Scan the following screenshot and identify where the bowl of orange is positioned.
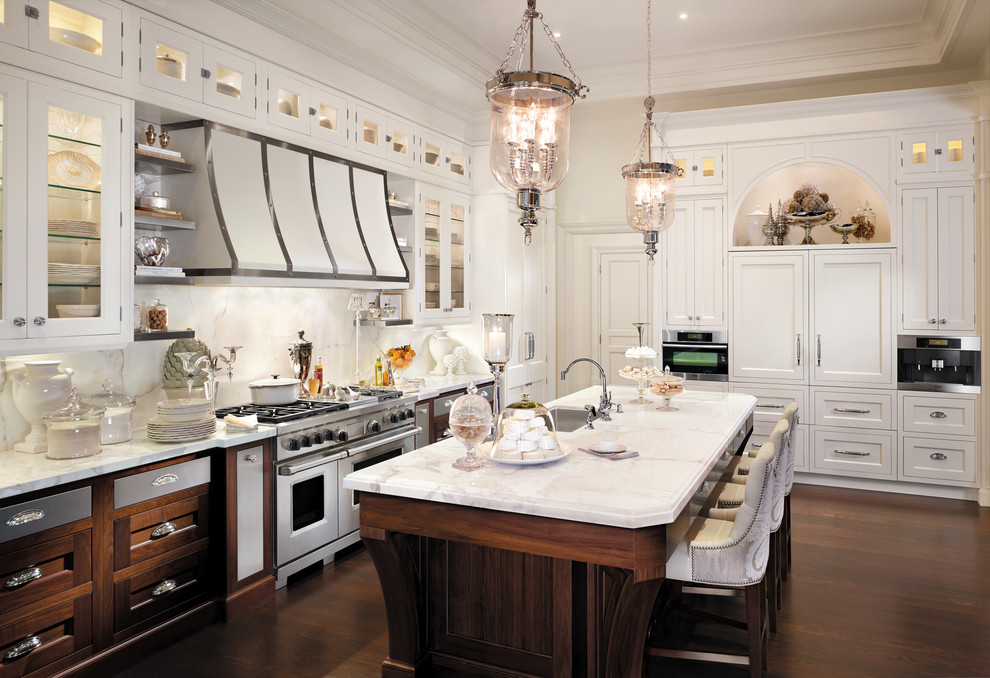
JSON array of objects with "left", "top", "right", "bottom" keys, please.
[{"left": 386, "top": 345, "right": 416, "bottom": 384}]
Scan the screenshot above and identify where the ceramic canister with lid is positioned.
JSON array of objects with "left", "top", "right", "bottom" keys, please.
[
  {"left": 43, "top": 388, "right": 104, "bottom": 459},
  {"left": 86, "top": 379, "right": 135, "bottom": 444}
]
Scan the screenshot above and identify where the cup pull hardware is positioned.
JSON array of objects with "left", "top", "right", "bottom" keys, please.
[
  {"left": 151, "top": 579, "right": 178, "bottom": 597},
  {"left": 929, "top": 411, "right": 947, "bottom": 419},
  {"left": 151, "top": 473, "right": 178, "bottom": 487},
  {"left": 929, "top": 452, "right": 948, "bottom": 461},
  {"left": 834, "top": 449, "right": 871, "bottom": 457},
  {"left": 4, "top": 567, "right": 43, "bottom": 589},
  {"left": 150, "top": 521, "right": 177, "bottom": 539},
  {"left": 4, "top": 635, "right": 42, "bottom": 661},
  {"left": 833, "top": 408, "right": 871, "bottom": 414},
  {"left": 6, "top": 508, "right": 45, "bottom": 526}
]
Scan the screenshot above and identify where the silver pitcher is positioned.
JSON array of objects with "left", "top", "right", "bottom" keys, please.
[{"left": 288, "top": 330, "right": 313, "bottom": 396}]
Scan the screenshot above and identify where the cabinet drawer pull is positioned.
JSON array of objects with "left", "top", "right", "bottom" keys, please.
[
  {"left": 833, "top": 408, "right": 871, "bottom": 414},
  {"left": 4, "top": 567, "right": 43, "bottom": 589},
  {"left": 6, "top": 509, "right": 44, "bottom": 526},
  {"left": 151, "top": 579, "right": 178, "bottom": 597},
  {"left": 816, "top": 334, "right": 822, "bottom": 366},
  {"left": 151, "top": 473, "right": 178, "bottom": 487},
  {"left": 4, "top": 636, "right": 42, "bottom": 661},
  {"left": 834, "top": 449, "right": 871, "bottom": 457},
  {"left": 441, "top": 428, "right": 452, "bottom": 439},
  {"left": 758, "top": 403, "right": 785, "bottom": 409},
  {"left": 929, "top": 411, "right": 947, "bottom": 419},
  {"left": 150, "top": 521, "right": 177, "bottom": 539},
  {"left": 929, "top": 452, "right": 948, "bottom": 461},
  {"left": 444, "top": 400, "right": 454, "bottom": 407}
]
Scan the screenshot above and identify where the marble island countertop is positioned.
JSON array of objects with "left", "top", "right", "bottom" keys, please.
[{"left": 344, "top": 386, "right": 757, "bottom": 529}]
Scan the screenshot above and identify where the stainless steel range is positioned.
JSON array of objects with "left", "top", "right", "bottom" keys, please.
[{"left": 217, "top": 389, "right": 420, "bottom": 589}]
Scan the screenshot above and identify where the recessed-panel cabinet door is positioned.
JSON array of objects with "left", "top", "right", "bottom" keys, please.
[
  {"left": 311, "top": 87, "right": 349, "bottom": 147},
  {"left": 692, "top": 199, "right": 724, "bottom": 327},
  {"left": 355, "top": 105, "right": 386, "bottom": 158},
  {"left": 139, "top": 18, "right": 204, "bottom": 100},
  {"left": 663, "top": 203, "right": 692, "bottom": 326},
  {"left": 202, "top": 43, "right": 257, "bottom": 118},
  {"left": 935, "top": 186, "right": 974, "bottom": 332},
  {"left": 30, "top": 0, "right": 122, "bottom": 77},
  {"left": 899, "top": 188, "right": 938, "bottom": 331},
  {"left": 0, "top": 73, "right": 29, "bottom": 340},
  {"left": 385, "top": 117, "right": 414, "bottom": 167}
]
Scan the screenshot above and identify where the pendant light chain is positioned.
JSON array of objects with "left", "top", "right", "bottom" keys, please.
[
  {"left": 495, "top": 2, "right": 587, "bottom": 95},
  {"left": 647, "top": 0, "right": 652, "bottom": 101}
]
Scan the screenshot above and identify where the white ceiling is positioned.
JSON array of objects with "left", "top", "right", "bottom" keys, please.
[{"left": 248, "top": 0, "right": 989, "bottom": 117}]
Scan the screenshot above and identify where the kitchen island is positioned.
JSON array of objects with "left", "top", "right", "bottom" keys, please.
[{"left": 344, "top": 386, "right": 756, "bottom": 677}]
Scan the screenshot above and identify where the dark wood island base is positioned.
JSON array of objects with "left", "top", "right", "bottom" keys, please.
[{"left": 360, "top": 492, "right": 668, "bottom": 678}]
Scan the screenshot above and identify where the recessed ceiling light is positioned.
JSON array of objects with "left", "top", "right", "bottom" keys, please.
[
  {"left": 679, "top": 12, "right": 688, "bottom": 19},
  {"left": 553, "top": 31, "right": 561, "bottom": 38}
]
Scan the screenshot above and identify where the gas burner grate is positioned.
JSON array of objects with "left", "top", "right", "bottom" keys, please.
[
  {"left": 351, "top": 388, "right": 404, "bottom": 401},
  {"left": 215, "top": 401, "right": 347, "bottom": 424}
]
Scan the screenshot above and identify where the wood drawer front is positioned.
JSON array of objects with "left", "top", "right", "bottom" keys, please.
[
  {"left": 729, "top": 384, "right": 807, "bottom": 425},
  {"left": 114, "top": 493, "right": 210, "bottom": 572},
  {"left": 113, "top": 549, "right": 210, "bottom": 634},
  {"left": 812, "top": 390, "right": 894, "bottom": 430},
  {"left": 901, "top": 395, "right": 976, "bottom": 436},
  {"left": 114, "top": 457, "right": 211, "bottom": 510},
  {"left": 0, "top": 531, "right": 92, "bottom": 615},
  {"left": 0, "top": 595, "right": 92, "bottom": 678},
  {"left": 812, "top": 428, "right": 895, "bottom": 478},
  {"left": 901, "top": 436, "right": 977, "bottom": 485},
  {"left": 0, "top": 488, "right": 91, "bottom": 545}
]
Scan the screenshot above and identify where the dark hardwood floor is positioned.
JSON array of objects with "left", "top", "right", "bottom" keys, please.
[{"left": 112, "top": 485, "right": 990, "bottom": 678}]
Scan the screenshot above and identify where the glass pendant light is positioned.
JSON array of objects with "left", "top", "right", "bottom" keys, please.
[
  {"left": 621, "top": 0, "right": 679, "bottom": 263},
  {"left": 486, "top": 0, "right": 588, "bottom": 245}
]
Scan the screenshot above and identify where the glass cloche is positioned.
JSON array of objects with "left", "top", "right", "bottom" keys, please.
[
  {"left": 490, "top": 393, "right": 563, "bottom": 461},
  {"left": 449, "top": 382, "right": 494, "bottom": 471}
]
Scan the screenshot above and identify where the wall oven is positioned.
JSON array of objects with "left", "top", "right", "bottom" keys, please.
[{"left": 661, "top": 330, "right": 729, "bottom": 381}]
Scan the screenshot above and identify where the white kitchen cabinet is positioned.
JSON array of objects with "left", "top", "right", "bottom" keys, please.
[
  {"left": 731, "top": 249, "right": 894, "bottom": 387},
  {"left": 354, "top": 105, "right": 417, "bottom": 168},
  {"left": 812, "top": 427, "right": 895, "bottom": 479},
  {"left": 138, "top": 16, "right": 258, "bottom": 119},
  {"left": 265, "top": 67, "right": 313, "bottom": 136},
  {"left": 898, "top": 128, "right": 974, "bottom": 176},
  {"left": 671, "top": 146, "right": 724, "bottom": 190},
  {"left": 812, "top": 388, "right": 895, "bottom": 430},
  {"left": 729, "top": 252, "right": 806, "bottom": 383},
  {"left": 899, "top": 186, "right": 975, "bottom": 333},
  {"left": 683, "top": 380, "right": 728, "bottom": 393},
  {"left": 0, "top": 0, "right": 123, "bottom": 78},
  {"left": 385, "top": 117, "right": 416, "bottom": 167},
  {"left": 748, "top": 418, "right": 809, "bottom": 473},
  {"left": 899, "top": 393, "right": 976, "bottom": 437},
  {"left": 0, "top": 68, "right": 130, "bottom": 353},
  {"left": 310, "top": 86, "right": 351, "bottom": 148},
  {"left": 900, "top": 435, "right": 976, "bottom": 486},
  {"left": 810, "top": 250, "right": 894, "bottom": 386},
  {"left": 663, "top": 198, "right": 724, "bottom": 329},
  {"left": 420, "top": 131, "right": 470, "bottom": 185}
]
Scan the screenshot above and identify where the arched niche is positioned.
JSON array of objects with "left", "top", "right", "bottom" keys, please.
[{"left": 733, "top": 161, "right": 890, "bottom": 247}]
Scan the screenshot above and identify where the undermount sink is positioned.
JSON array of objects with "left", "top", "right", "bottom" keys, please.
[{"left": 548, "top": 405, "right": 597, "bottom": 433}]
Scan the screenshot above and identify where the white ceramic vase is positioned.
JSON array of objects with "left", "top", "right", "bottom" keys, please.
[
  {"left": 12, "top": 360, "right": 74, "bottom": 453},
  {"left": 429, "top": 330, "right": 452, "bottom": 376}
]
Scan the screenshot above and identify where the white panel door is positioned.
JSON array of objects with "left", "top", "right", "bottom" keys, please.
[
  {"left": 935, "top": 186, "right": 975, "bottom": 332},
  {"left": 599, "top": 250, "right": 651, "bottom": 377},
  {"left": 730, "top": 252, "right": 806, "bottom": 383},
  {"left": 693, "top": 199, "right": 724, "bottom": 327},
  {"left": 663, "top": 203, "right": 692, "bottom": 326},
  {"left": 811, "top": 251, "right": 893, "bottom": 386},
  {"left": 899, "top": 188, "right": 938, "bottom": 331}
]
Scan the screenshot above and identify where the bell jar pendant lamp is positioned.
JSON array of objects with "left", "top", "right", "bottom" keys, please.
[
  {"left": 486, "top": 0, "right": 588, "bottom": 245},
  {"left": 621, "top": 0, "right": 679, "bottom": 263}
]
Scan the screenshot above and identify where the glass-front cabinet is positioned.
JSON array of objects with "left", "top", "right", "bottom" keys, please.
[
  {"left": 0, "top": 0, "right": 123, "bottom": 78},
  {"left": 898, "top": 128, "right": 974, "bottom": 176},
  {"left": 0, "top": 67, "right": 129, "bottom": 352},
  {"left": 417, "top": 188, "right": 470, "bottom": 324}
]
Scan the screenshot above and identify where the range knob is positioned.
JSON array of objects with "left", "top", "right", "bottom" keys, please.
[
  {"left": 397, "top": 410, "right": 407, "bottom": 421},
  {"left": 404, "top": 408, "right": 415, "bottom": 420},
  {"left": 323, "top": 429, "right": 335, "bottom": 442},
  {"left": 389, "top": 413, "right": 399, "bottom": 424},
  {"left": 300, "top": 435, "right": 312, "bottom": 448},
  {"left": 312, "top": 432, "right": 323, "bottom": 445},
  {"left": 368, "top": 420, "right": 381, "bottom": 434},
  {"left": 286, "top": 438, "right": 301, "bottom": 452},
  {"left": 336, "top": 430, "right": 349, "bottom": 443}
]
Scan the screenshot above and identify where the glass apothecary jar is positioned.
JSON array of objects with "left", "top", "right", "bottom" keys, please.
[
  {"left": 43, "top": 388, "right": 104, "bottom": 459},
  {"left": 449, "top": 383, "right": 494, "bottom": 471},
  {"left": 491, "top": 393, "right": 562, "bottom": 461},
  {"left": 86, "top": 379, "right": 135, "bottom": 444},
  {"left": 147, "top": 298, "right": 168, "bottom": 331}
]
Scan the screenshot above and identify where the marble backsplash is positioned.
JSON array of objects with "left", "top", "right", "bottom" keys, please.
[{"left": 0, "top": 285, "right": 488, "bottom": 452}]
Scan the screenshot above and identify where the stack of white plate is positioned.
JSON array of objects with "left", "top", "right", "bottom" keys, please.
[
  {"left": 49, "top": 219, "right": 100, "bottom": 238},
  {"left": 148, "top": 398, "right": 216, "bottom": 442},
  {"left": 48, "top": 262, "right": 101, "bottom": 285}
]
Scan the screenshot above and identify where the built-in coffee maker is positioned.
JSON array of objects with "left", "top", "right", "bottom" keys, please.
[{"left": 896, "top": 336, "right": 981, "bottom": 393}]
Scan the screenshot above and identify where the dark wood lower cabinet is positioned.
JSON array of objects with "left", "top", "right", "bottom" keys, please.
[{"left": 0, "top": 595, "right": 93, "bottom": 678}]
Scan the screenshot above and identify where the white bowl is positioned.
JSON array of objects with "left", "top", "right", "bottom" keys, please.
[
  {"left": 49, "top": 26, "right": 101, "bottom": 53},
  {"left": 56, "top": 304, "right": 100, "bottom": 318}
]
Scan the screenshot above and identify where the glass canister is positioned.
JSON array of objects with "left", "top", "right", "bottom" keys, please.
[
  {"left": 86, "top": 379, "right": 135, "bottom": 444},
  {"left": 43, "top": 388, "right": 104, "bottom": 459},
  {"left": 449, "top": 382, "right": 494, "bottom": 471},
  {"left": 491, "top": 393, "right": 562, "bottom": 461},
  {"left": 147, "top": 298, "right": 168, "bottom": 332}
]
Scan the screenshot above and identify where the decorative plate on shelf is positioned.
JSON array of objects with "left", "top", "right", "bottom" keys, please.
[
  {"left": 477, "top": 441, "right": 570, "bottom": 466},
  {"left": 49, "top": 27, "right": 102, "bottom": 53},
  {"left": 48, "top": 151, "right": 101, "bottom": 189}
]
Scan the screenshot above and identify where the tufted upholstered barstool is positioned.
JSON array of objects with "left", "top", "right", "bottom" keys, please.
[
  {"left": 780, "top": 402, "right": 799, "bottom": 574},
  {"left": 646, "top": 441, "right": 776, "bottom": 678}
]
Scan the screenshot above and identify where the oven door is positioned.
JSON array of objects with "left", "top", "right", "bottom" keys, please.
[
  {"left": 275, "top": 450, "right": 346, "bottom": 568},
  {"left": 338, "top": 426, "right": 420, "bottom": 538},
  {"left": 661, "top": 342, "right": 729, "bottom": 380}
]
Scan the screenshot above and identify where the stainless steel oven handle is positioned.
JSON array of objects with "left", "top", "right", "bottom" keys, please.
[
  {"left": 279, "top": 450, "right": 349, "bottom": 476},
  {"left": 344, "top": 426, "right": 421, "bottom": 457}
]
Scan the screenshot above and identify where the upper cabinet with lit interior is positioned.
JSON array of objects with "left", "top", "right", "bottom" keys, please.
[
  {"left": 0, "top": 0, "right": 124, "bottom": 78},
  {"left": 137, "top": 15, "right": 259, "bottom": 120},
  {"left": 265, "top": 66, "right": 352, "bottom": 150},
  {"left": 671, "top": 146, "right": 725, "bottom": 192},
  {"left": 897, "top": 128, "right": 974, "bottom": 178}
]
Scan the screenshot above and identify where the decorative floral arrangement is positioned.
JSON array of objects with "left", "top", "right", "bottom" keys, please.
[{"left": 783, "top": 182, "right": 837, "bottom": 218}]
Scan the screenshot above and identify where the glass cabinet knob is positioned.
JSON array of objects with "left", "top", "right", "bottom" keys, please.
[
  {"left": 33, "top": 317, "right": 46, "bottom": 326},
  {"left": 13, "top": 317, "right": 26, "bottom": 327}
]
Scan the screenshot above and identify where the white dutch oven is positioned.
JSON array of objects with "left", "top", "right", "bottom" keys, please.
[{"left": 248, "top": 377, "right": 300, "bottom": 405}]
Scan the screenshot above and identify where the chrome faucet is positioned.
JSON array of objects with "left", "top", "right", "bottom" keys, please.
[{"left": 560, "top": 357, "right": 621, "bottom": 421}]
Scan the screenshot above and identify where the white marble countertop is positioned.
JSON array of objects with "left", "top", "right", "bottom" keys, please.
[
  {"left": 344, "top": 386, "right": 757, "bottom": 529},
  {"left": 408, "top": 373, "right": 494, "bottom": 400},
  {"left": 0, "top": 423, "right": 274, "bottom": 499}
]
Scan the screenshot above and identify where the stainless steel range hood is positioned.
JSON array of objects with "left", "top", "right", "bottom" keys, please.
[{"left": 162, "top": 120, "right": 408, "bottom": 288}]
